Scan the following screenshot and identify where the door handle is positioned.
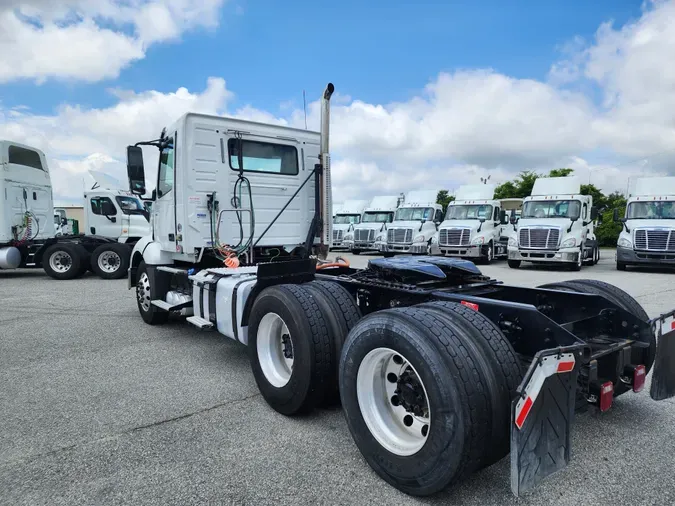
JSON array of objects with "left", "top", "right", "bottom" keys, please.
[{"left": 250, "top": 184, "right": 288, "bottom": 191}]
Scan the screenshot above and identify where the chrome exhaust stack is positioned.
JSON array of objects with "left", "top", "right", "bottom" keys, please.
[{"left": 319, "top": 83, "right": 335, "bottom": 252}]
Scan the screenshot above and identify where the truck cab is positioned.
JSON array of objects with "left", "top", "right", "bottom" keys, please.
[
  {"left": 84, "top": 189, "right": 150, "bottom": 243},
  {"left": 331, "top": 199, "right": 368, "bottom": 249},
  {"left": 507, "top": 176, "right": 598, "bottom": 270},
  {"left": 344, "top": 195, "right": 398, "bottom": 254},
  {"left": 430, "top": 184, "right": 509, "bottom": 263},
  {"left": 615, "top": 177, "right": 675, "bottom": 270},
  {"left": 377, "top": 190, "right": 443, "bottom": 256}
]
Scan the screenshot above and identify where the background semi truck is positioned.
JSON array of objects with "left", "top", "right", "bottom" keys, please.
[
  {"left": 430, "top": 184, "right": 511, "bottom": 263},
  {"left": 376, "top": 189, "right": 443, "bottom": 256},
  {"left": 615, "top": 176, "right": 675, "bottom": 271},
  {"left": 508, "top": 176, "right": 599, "bottom": 270},
  {"left": 331, "top": 199, "right": 368, "bottom": 249},
  {"left": 0, "top": 140, "right": 149, "bottom": 280},
  {"left": 123, "top": 82, "right": 675, "bottom": 499},
  {"left": 344, "top": 195, "right": 398, "bottom": 254}
]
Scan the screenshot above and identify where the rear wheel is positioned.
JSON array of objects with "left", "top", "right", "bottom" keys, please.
[
  {"left": 507, "top": 259, "right": 521, "bottom": 269},
  {"left": 91, "top": 243, "right": 131, "bottom": 279},
  {"left": 42, "top": 243, "right": 87, "bottom": 280},
  {"left": 136, "top": 261, "right": 169, "bottom": 325},
  {"left": 352, "top": 249, "right": 361, "bottom": 255},
  {"left": 340, "top": 307, "right": 491, "bottom": 496},
  {"left": 248, "top": 284, "right": 335, "bottom": 415}
]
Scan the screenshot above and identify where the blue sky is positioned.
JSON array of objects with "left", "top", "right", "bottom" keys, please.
[{"left": 1, "top": 0, "right": 644, "bottom": 114}]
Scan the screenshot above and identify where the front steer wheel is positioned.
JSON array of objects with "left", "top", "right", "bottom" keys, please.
[
  {"left": 339, "top": 307, "right": 493, "bottom": 496},
  {"left": 135, "top": 261, "right": 169, "bottom": 325}
]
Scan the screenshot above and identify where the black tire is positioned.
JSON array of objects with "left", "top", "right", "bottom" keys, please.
[
  {"left": 617, "top": 262, "right": 627, "bottom": 271},
  {"left": 538, "top": 279, "right": 654, "bottom": 374},
  {"left": 352, "top": 249, "right": 361, "bottom": 255},
  {"left": 481, "top": 241, "right": 493, "bottom": 265},
  {"left": 569, "top": 248, "right": 582, "bottom": 271},
  {"left": 382, "top": 252, "right": 395, "bottom": 258},
  {"left": 339, "top": 307, "right": 491, "bottom": 496},
  {"left": 507, "top": 259, "right": 521, "bottom": 269},
  {"left": 416, "top": 301, "right": 522, "bottom": 467},
  {"left": 42, "top": 242, "right": 86, "bottom": 280},
  {"left": 594, "top": 246, "right": 600, "bottom": 265},
  {"left": 136, "top": 261, "right": 169, "bottom": 325},
  {"left": 248, "top": 284, "right": 334, "bottom": 415},
  {"left": 91, "top": 242, "right": 131, "bottom": 280}
]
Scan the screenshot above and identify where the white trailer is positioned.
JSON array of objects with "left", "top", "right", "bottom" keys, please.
[
  {"left": 615, "top": 176, "right": 675, "bottom": 270},
  {"left": 376, "top": 190, "right": 443, "bottom": 256},
  {"left": 344, "top": 195, "right": 398, "bottom": 254},
  {"left": 430, "top": 184, "right": 510, "bottom": 263},
  {"left": 331, "top": 199, "right": 368, "bottom": 249},
  {"left": 507, "top": 176, "right": 599, "bottom": 270},
  {"left": 0, "top": 140, "right": 150, "bottom": 279}
]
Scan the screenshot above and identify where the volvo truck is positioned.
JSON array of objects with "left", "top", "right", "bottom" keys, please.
[
  {"left": 124, "top": 83, "right": 675, "bottom": 500},
  {"left": 507, "top": 176, "right": 599, "bottom": 270},
  {"left": 615, "top": 176, "right": 675, "bottom": 270},
  {"left": 344, "top": 195, "right": 398, "bottom": 254}
]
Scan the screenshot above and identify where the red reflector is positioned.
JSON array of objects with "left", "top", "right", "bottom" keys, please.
[
  {"left": 461, "top": 301, "right": 479, "bottom": 311},
  {"left": 633, "top": 365, "right": 646, "bottom": 393},
  {"left": 600, "top": 381, "right": 614, "bottom": 412},
  {"left": 671, "top": 321, "right": 675, "bottom": 331},
  {"left": 557, "top": 361, "right": 575, "bottom": 373},
  {"left": 515, "top": 396, "right": 533, "bottom": 429}
]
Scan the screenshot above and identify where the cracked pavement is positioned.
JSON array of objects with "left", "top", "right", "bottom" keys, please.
[{"left": 1, "top": 256, "right": 674, "bottom": 506}]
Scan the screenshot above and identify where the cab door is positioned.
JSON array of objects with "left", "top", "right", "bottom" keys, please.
[
  {"left": 154, "top": 133, "right": 176, "bottom": 252},
  {"left": 87, "top": 194, "right": 122, "bottom": 238}
]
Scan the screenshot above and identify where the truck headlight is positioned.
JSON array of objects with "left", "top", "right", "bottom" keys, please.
[
  {"left": 508, "top": 237, "right": 517, "bottom": 247},
  {"left": 413, "top": 234, "right": 425, "bottom": 243},
  {"left": 471, "top": 236, "right": 484, "bottom": 245},
  {"left": 561, "top": 237, "right": 577, "bottom": 248},
  {"left": 618, "top": 237, "right": 632, "bottom": 248},
  {"left": 344, "top": 233, "right": 353, "bottom": 241}
]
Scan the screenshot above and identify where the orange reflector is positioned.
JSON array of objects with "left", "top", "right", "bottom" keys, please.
[
  {"left": 556, "top": 361, "right": 575, "bottom": 373},
  {"left": 633, "top": 365, "right": 646, "bottom": 393},
  {"left": 600, "top": 381, "right": 614, "bottom": 412},
  {"left": 461, "top": 301, "right": 479, "bottom": 311},
  {"left": 515, "top": 396, "right": 533, "bottom": 429},
  {"left": 671, "top": 321, "right": 675, "bottom": 331}
]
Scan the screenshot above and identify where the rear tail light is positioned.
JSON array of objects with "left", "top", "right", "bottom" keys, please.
[
  {"left": 632, "top": 365, "right": 646, "bottom": 393},
  {"left": 599, "top": 381, "right": 614, "bottom": 412}
]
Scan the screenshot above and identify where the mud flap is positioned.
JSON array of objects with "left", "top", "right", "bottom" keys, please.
[
  {"left": 510, "top": 345, "right": 587, "bottom": 497},
  {"left": 650, "top": 309, "right": 675, "bottom": 401}
]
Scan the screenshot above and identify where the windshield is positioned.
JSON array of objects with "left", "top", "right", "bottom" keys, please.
[
  {"left": 627, "top": 201, "right": 675, "bottom": 220},
  {"left": 522, "top": 200, "right": 581, "bottom": 219},
  {"left": 394, "top": 207, "right": 434, "bottom": 221},
  {"left": 362, "top": 212, "right": 393, "bottom": 223},
  {"left": 446, "top": 204, "right": 493, "bottom": 220},
  {"left": 116, "top": 196, "right": 146, "bottom": 215},
  {"left": 334, "top": 214, "right": 361, "bottom": 225}
]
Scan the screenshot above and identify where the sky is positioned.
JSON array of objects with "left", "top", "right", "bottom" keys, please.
[{"left": 1, "top": 0, "right": 674, "bottom": 205}]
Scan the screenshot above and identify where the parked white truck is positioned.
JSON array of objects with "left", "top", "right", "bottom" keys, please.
[
  {"left": 331, "top": 199, "right": 368, "bottom": 249},
  {"left": 615, "top": 176, "right": 675, "bottom": 271},
  {"left": 344, "top": 195, "right": 398, "bottom": 254},
  {"left": 376, "top": 190, "right": 443, "bottom": 256},
  {"left": 430, "top": 184, "right": 511, "bottom": 263},
  {"left": 507, "top": 176, "right": 599, "bottom": 270},
  {"left": 0, "top": 139, "right": 150, "bottom": 280}
]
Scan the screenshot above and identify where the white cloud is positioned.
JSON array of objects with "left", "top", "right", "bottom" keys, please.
[{"left": 0, "top": 0, "right": 226, "bottom": 83}]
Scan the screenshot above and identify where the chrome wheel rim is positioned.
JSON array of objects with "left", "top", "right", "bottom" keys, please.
[
  {"left": 49, "top": 251, "right": 72, "bottom": 273},
  {"left": 357, "top": 348, "right": 430, "bottom": 456},
  {"left": 137, "top": 272, "right": 151, "bottom": 312},
  {"left": 98, "top": 250, "right": 121, "bottom": 273},
  {"left": 257, "top": 312, "right": 294, "bottom": 388}
]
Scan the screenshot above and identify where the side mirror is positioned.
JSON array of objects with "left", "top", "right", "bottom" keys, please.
[
  {"left": 479, "top": 218, "right": 486, "bottom": 223},
  {"left": 500, "top": 210, "right": 507, "bottom": 224},
  {"left": 590, "top": 206, "right": 598, "bottom": 221},
  {"left": 126, "top": 146, "right": 146, "bottom": 196},
  {"left": 151, "top": 188, "right": 157, "bottom": 201},
  {"left": 61, "top": 218, "right": 67, "bottom": 226},
  {"left": 612, "top": 208, "right": 624, "bottom": 223},
  {"left": 101, "top": 200, "right": 116, "bottom": 216}
]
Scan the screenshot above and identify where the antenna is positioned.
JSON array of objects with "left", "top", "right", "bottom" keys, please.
[{"left": 303, "top": 90, "right": 308, "bottom": 130}]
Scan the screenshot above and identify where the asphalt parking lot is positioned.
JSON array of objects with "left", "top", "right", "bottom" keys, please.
[{"left": 1, "top": 252, "right": 674, "bottom": 506}]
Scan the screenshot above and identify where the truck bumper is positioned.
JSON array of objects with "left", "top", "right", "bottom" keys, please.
[
  {"left": 508, "top": 247, "right": 579, "bottom": 263},
  {"left": 349, "top": 241, "right": 377, "bottom": 251},
  {"left": 381, "top": 243, "right": 429, "bottom": 254},
  {"left": 438, "top": 245, "right": 482, "bottom": 258},
  {"left": 617, "top": 246, "right": 675, "bottom": 265}
]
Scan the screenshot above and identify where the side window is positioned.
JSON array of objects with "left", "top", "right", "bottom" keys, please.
[
  {"left": 434, "top": 209, "right": 443, "bottom": 222},
  {"left": 158, "top": 136, "right": 175, "bottom": 198},
  {"left": 90, "top": 197, "right": 116, "bottom": 215},
  {"left": 8, "top": 145, "right": 43, "bottom": 171},
  {"left": 228, "top": 139, "right": 299, "bottom": 175},
  {"left": 583, "top": 203, "right": 588, "bottom": 220},
  {"left": 493, "top": 207, "right": 500, "bottom": 221}
]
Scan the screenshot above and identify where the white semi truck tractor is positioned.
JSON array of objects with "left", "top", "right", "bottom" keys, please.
[
  {"left": 331, "top": 199, "right": 368, "bottom": 249},
  {"left": 615, "top": 176, "right": 675, "bottom": 271},
  {"left": 507, "top": 176, "right": 599, "bottom": 270},
  {"left": 344, "top": 195, "right": 398, "bottom": 254},
  {"left": 376, "top": 190, "right": 443, "bottom": 257},
  {"left": 430, "top": 184, "right": 510, "bottom": 263}
]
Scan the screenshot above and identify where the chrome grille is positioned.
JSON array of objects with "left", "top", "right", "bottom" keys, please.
[
  {"left": 355, "top": 229, "right": 375, "bottom": 242},
  {"left": 519, "top": 227, "right": 560, "bottom": 249},
  {"left": 439, "top": 228, "right": 470, "bottom": 246},
  {"left": 332, "top": 229, "right": 344, "bottom": 242},
  {"left": 634, "top": 229, "right": 675, "bottom": 251},
  {"left": 387, "top": 228, "right": 413, "bottom": 244}
]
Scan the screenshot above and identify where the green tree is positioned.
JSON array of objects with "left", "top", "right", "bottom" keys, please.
[
  {"left": 548, "top": 168, "right": 574, "bottom": 178},
  {"left": 436, "top": 190, "right": 455, "bottom": 213},
  {"left": 494, "top": 171, "right": 541, "bottom": 199},
  {"left": 580, "top": 183, "right": 606, "bottom": 211}
]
